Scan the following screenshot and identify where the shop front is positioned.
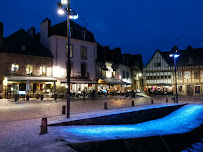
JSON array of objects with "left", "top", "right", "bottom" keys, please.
[
  {"left": 145, "top": 83, "right": 173, "bottom": 95},
  {"left": 55, "top": 78, "right": 97, "bottom": 98},
  {"left": 3, "top": 76, "right": 57, "bottom": 99},
  {"left": 97, "top": 78, "right": 131, "bottom": 94}
]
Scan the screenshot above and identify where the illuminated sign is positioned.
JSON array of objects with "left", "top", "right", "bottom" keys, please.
[{"left": 19, "top": 91, "right": 26, "bottom": 95}]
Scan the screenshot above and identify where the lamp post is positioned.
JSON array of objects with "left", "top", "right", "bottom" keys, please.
[
  {"left": 57, "top": 0, "right": 78, "bottom": 118},
  {"left": 169, "top": 51, "right": 180, "bottom": 103}
]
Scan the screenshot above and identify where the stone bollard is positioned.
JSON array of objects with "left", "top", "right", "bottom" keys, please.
[
  {"left": 166, "top": 97, "right": 168, "bottom": 103},
  {"left": 151, "top": 99, "right": 153, "bottom": 104},
  {"left": 132, "top": 100, "right": 134, "bottom": 107},
  {"left": 40, "top": 117, "right": 47, "bottom": 135},
  {"left": 104, "top": 102, "right": 107, "bottom": 110},
  {"left": 62, "top": 105, "right": 66, "bottom": 114}
]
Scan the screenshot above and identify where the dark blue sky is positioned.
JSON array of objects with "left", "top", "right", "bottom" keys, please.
[{"left": 0, "top": 0, "right": 203, "bottom": 65}]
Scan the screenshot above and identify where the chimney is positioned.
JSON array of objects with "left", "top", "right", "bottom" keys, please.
[
  {"left": 40, "top": 18, "right": 51, "bottom": 48},
  {"left": 0, "top": 22, "right": 4, "bottom": 49},
  {"left": 27, "top": 26, "right": 36, "bottom": 37}
]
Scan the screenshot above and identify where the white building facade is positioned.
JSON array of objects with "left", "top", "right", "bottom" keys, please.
[{"left": 39, "top": 19, "right": 97, "bottom": 93}]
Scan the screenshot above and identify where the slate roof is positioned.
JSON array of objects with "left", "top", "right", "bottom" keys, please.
[
  {"left": 160, "top": 47, "right": 203, "bottom": 67},
  {"left": 0, "top": 29, "right": 53, "bottom": 58},
  {"left": 35, "top": 20, "right": 95, "bottom": 43},
  {"left": 50, "top": 20, "right": 95, "bottom": 43}
]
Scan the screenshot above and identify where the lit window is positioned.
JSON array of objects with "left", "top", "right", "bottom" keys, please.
[
  {"left": 11, "top": 64, "right": 19, "bottom": 75},
  {"left": 81, "top": 47, "right": 87, "bottom": 59},
  {"left": 40, "top": 66, "right": 47, "bottom": 76},
  {"left": 194, "top": 71, "right": 199, "bottom": 79},
  {"left": 178, "top": 72, "right": 182, "bottom": 79},
  {"left": 26, "top": 64, "right": 34, "bottom": 75}
]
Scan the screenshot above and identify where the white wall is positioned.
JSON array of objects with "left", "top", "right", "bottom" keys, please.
[
  {"left": 49, "top": 35, "right": 97, "bottom": 80},
  {"left": 118, "top": 64, "right": 132, "bottom": 84}
]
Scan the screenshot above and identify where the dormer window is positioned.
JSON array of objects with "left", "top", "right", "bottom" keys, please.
[{"left": 82, "top": 30, "right": 86, "bottom": 40}]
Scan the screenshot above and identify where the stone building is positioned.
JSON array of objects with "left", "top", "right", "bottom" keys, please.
[
  {"left": 96, "top": 45, "right": 143, "bottom": 93},
  {"left": 0, "top": 23, "right": 56, "bottom": 98}
]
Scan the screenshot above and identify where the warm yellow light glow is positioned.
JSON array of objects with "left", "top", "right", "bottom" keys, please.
[
  {"left": 53, "top": 66, "right": 66, "bottom": 78},
  {"left": 139, "top": 73, "right": 142, "bottom": 77},
  {"left": 3, "top": 77, "right": 8, "bottom": 86}
]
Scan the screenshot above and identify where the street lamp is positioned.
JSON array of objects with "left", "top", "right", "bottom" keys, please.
[
  {"left": 169, "top": 51, "right": 180, "bottom": 103},
  {"left": 57, "top": 0, "right": 78, "bottom": 118}
]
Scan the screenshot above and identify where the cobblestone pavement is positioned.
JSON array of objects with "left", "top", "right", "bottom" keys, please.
[
  {"left": 0, "top": 94, "right": 151, "bottom": 122},
  {"left": 0, "top": 93, "right": 202, "bottom": 152}
]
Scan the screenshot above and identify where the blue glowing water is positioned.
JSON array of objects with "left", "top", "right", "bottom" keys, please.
[{"left": 57, "top": 105, "right": 203, "bottom": 141}]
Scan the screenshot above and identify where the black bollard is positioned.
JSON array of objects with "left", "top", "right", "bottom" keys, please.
[
  {"left": 40, "top": 117, "right": 47, "bottom": 135},
  {"left": 166, "top": 97, "right": 168, "bottom": 103},
  {"left": 54, "top": 94, "right": 57, "bottom": 100},
  {"left": 62, "top": 105, "right": 66, "bottom": 114},
  {"left": 151, "top": 99, "right": 153, "bottom": 104},
  {"left": 132, "top": 100, "right": 134, "bottom": 107},
  {"left": 104, "top": 102, "right": 107, "bottom": 110}
]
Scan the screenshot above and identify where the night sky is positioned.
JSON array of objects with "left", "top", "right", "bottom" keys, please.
[{"left": 0, "top": 0, "right": 203, "bottom": 65}]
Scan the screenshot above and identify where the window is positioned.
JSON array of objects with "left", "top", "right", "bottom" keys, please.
[
  {"left": 81, "top": 47, "right": 87, "bottom": 59},
  {"left": 122, "top": 71, "right": 125, "bottom": 79},
  {"left": 154, "top": 62, "right": 161, "bottom": 67},
  {"left": 146, "top": 76, "right": 149, "bottom": 80},
  {"left": 195, "top": 86, "right": 200, "bottom": 93},
  {"left": 11, "top": 64, "right": 19, "bottom": 75},
  {"left": 154, "top": 76, "right": 157, "bottom": 79},
  {"left": 40, "top": 66, "right": 47, "bottom": 76},
  {"left": 150, "top": 76, "right": 153, "bottom": 79},
  {"left": 126, "top": 72, "right": 129, "bottom": 79},
  {"left": 164, "top": 76, "right": 167, "bottom": 79},
  {"left": 161, "top": 76, "right": 163, "bottom": 79},
  {"left": 179, "top": 86, "right": 183, "bottom": 92},
  {"left": 194, "top": 71, "right": 199, "bottom": 79},
  {"left": 178, "top": 72, "right": 182, "bottom": 79},
  {"left": 81, "top": 63, "right": 86, "bottom": 77},
  {"left": 66, "top": 44, "right": 73, "bottom": 58},
  {"left": 184, "top": 71, "right": 190, "bottom": 79},
  {"left": 26, "top": 64, "right": 34, "bottom": 75},
  {"left": 157, "top": 76, "right": 160, "bottom": 79},
  {"left": 168, "top": 75, "right": 171, "bottom": 79}
]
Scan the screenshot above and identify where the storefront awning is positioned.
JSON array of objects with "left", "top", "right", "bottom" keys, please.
[
  {"left": 57, "top": 78, "right": 97, "bottom": 84},
  {"left": 98, "top": 78, "right": 130, "bottom": 85},
  {"left": 6, "top": 76, "right": 57, "bottom": 82}
]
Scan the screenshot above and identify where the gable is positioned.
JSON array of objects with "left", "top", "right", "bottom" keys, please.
[{"left": 145, "top": 51, "right": 170, "bottom": 71}]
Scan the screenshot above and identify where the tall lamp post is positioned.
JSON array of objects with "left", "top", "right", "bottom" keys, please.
[
  {"left": 169, "top": 51, "right": 180, "bottom": 103},
  {"left": 57, "top": 0, "right": 78, "bottom": 118}
]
